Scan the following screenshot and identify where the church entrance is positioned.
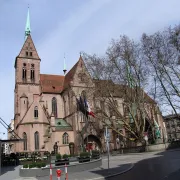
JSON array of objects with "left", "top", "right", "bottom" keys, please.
[{"left": 84, "top": 135, "right": 102, "bottom": 151}]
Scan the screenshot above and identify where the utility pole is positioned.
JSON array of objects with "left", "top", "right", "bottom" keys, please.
[{"left": 105, "top": 126, "right": 110, "bottom": 169}]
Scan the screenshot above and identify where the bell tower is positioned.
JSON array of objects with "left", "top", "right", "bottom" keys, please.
[{"left": 14, "top": 7, "right": 41, "bottom": 123}]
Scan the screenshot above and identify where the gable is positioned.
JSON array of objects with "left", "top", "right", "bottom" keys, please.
[
  {"left": 15, "top": 35, "right": 40, "bottom": 68},
  {"left": 63, "top": 55, "right": 94, "bottom": 90},
  {"left": 18, "top": 34, "right": 40, "bottom": 59},
  {"left": 17, "top": 97, "right": 50, "bottom": 127}
]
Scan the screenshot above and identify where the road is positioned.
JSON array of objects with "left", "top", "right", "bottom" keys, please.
[
  {"left": 38, "top": 150, "right": 180, "bottom": 180},
  {"left": 1, "top": 150, "right": 180, "bottom": 180},
  {"left": 108, "top": 150, "right": 180, "bottom": 180}
]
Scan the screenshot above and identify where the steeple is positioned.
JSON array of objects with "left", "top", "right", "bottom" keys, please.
[
  {"left": 63, "top": 54, "right": 67, "bottom": 75},
  {"left": 25, "top": 6, "right": 31, "bottom": 40}
]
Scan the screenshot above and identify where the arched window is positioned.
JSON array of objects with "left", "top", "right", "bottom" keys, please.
[
  {"left": 34, "top": 106, "right": 38, "bottom": 118},
  {"left": 52, "top": 97, "right": 57, "bottom": 118},
  {"left": 81, "top": 90, "right": 86, "bottom": 99},
  {"left": 63, "top": 96, "right": 66, "bottom": 117},
  {"left": 22, "top": 63, "right": 27, "bottom": 81},
  {"left": 62, "top": 132, "right": 69, "bottom": 144},
  {"left": 23, "top": 132, "right": 27, "bottom": 150},
  {"left": 34, "top": 131, "right": 39, "bottom": 150},
  {"left": 30, "top": 64, "right": 35, "bottom": 82}
]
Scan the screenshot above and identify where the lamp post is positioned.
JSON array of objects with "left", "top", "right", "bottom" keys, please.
[{"left": 105, "top": 126, "right": 110, "bottom": 169}]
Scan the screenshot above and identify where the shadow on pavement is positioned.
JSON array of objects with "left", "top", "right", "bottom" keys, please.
[
  {"left": 108, "top": 150, "right": 180, "bottom": 180},
  {"left": 89, "top": 163, "right": 132, "bottom": 179},
  {"left": 0, "top": 165, "right": 18, "bottom": 176}
]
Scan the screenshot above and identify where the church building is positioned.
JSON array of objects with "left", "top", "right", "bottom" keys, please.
[{"left": 8, "top": 8, "right": 166, "bottom": 155}]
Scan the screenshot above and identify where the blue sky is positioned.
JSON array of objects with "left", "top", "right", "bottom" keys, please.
[{"left": 0, "top": 0, "right": 180, "bottom": 137}]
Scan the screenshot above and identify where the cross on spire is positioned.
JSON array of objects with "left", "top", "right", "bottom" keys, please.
[{"left": 25, "top": 6, "right": 31, "bottom": 40}]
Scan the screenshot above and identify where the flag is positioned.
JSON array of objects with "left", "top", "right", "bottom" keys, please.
[
  {"left": 84, "top": 98, "right": 95, "bottom": 118},
  {"left": 76, "top": 96, "right": 95, "bottom": 118},
  {"left": 77, "top": 96, "right": 88, "bottom": 118}
]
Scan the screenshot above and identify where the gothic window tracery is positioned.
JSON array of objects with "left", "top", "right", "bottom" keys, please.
[
  {"left": 34, "top": 131, "right": 39, "bottom": 150},
  {"left": 22, "top": 63, "right": 27, "bottom": 81},
  {"left": 30, "top": 64, "right": 35, "bottom": 82},
  {"left": 62, "top": 132, "right": 69, "bottom": 144},
  {"left": 52, "top": 97, "right": 57, "bottom": 118},
  {"left": 23, "top": 132, "right": 27, "bottom": 150},
  {"left": 34, "top": 106, "right": 38, "bottom": 118}
]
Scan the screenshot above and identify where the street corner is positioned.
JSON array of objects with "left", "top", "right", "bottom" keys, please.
[{"left": 83, "top": 163, "right": 134, "bottom": 180}]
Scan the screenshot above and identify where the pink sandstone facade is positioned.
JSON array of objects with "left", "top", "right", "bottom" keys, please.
[{"left": 8, "top": 33, "right": 167, "bottom": 155}]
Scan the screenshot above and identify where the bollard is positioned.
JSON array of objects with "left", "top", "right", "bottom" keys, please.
[
  {"left": 65, "top": 164, "right": 68, "bottom": 180},
  {"left": 50, "top": 163, "right": 52, "bottom": 180},
  {"left": 56, "top": 169, "right": 62, "bottom": 180}
]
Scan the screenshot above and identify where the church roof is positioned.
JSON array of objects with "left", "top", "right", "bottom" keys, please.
[
  {"left": 40, "top": 56, "right": 82, "bottom": 93},
  {"left": 40, "top": 74, "right": 64, "bottom": 93},
  {"left": 55, "top": 118, "right": 73, "bottom": 131},
  {"left": 94, "top": 79, "right": 156, "bottom": 104},
  {"left": 63, "top": 56, "right": 82, "bottom": 90}
]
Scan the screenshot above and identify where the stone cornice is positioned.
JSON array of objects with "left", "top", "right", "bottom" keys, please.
[
  {"left": 16, "top": 82, "right": 40, "bottom": 86},
  {"left": 19, "top": 122, "right": 50, "bottom": 125}
]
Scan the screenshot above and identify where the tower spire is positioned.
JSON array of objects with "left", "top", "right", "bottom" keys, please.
[
  {"left": 25, "top": 6, "right": 31, "bottom": 40},
  {"left": 63, "top": 53, "right": 67, "bottom": 75}
]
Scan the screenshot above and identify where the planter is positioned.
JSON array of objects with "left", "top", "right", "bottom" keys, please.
[
  {"left": 20, "top": 158, "right": 102, "bottom": 177},
  {"left": 78, "top": 157, "right": 90, "bottom": 163},
  {"left": 69, "top": 157, "right": 78, "bottom": 162},
  {"left": 55, "top": 159, "right": 69, "bottom": 166},
  {"left": 91, "top": 154, "right": 100, "bottom": 159}
]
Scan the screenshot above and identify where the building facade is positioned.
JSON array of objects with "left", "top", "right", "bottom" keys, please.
[
  {"left": 163, "top": 114, "right": 180, "bottom": 141},
  {"left": 8, "top": 9, "right": 166, "bottom": 155}
]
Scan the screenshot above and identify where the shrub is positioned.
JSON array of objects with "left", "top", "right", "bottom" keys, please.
[
  {"left": 23, "top": 164, "right": 28, "bottom": 168},
  {"left": 36, "top": 162, "right": 42, "bottom": 168},
  {"left": 62, "top": 154, "right": 69, "bottom": 159},
  {"left": 28, "top": 162, "right": 47, "bottom": 168},
  {"left": 92, "top": 150, "right": 100, "bottom": 155},
  {"left": 80, "top": 152, "right": 90, "bottom": 157},
  {"left": 41, "top": 162, "right": 46, "bottom": 167},
  {"left": 56, "top": 154, "right": 61, "bottom": 160}
]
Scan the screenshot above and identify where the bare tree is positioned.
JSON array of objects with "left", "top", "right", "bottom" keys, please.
[
  {"left": 82, "top": 36, "right": 160, "bottom": 145},
  {"left": 141, "top": 25, "right": 180, "bottom": 116}
]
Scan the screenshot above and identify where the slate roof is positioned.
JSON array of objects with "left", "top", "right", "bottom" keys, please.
[{"left": 55, "top": 118, "right": 73, "bottom": 131}]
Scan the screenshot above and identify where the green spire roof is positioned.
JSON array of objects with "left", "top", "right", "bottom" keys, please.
[{"left": 25, "top": 7, "right": 31, "bottom": 40}]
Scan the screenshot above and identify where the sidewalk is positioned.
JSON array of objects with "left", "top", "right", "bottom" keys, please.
[{"left": 37, "top": 162, "right": 133, "bottom": 180}]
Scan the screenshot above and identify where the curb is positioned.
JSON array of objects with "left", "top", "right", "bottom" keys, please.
[{"left": 85, "top": 163, "right": 134, "bottom": 180}]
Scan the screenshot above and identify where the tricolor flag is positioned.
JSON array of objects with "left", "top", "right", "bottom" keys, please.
[
  {"left": 76, "top": 96, "right": 95, "bottom": 118},
  {"left": 85, "top": 99, "right": 95, "bottom": 118}
]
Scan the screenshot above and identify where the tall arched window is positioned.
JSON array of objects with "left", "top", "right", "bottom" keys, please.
[
  {"left": 62, "top": 132, "right": 69, "bottom": 144},
  {"left": 23, "top": 132, "right": 27, "bottom": 150},
  {"left": 30, "top": 64, "right": 35, "bottom": 82},
  {"left": 34, "top": 106, "right": 38, "bottom": 118},
  {"left": 22, "top": 63, "right": 27, "bottom": 81},
  {"left": 63, "top": 96, "right": 66, "bottom": 117},
  {"left": 34, "top": 131, "right": 39, "bottom": 150},
  {"left": 52, "top": 97, "right": 57, "bottom": 118}
]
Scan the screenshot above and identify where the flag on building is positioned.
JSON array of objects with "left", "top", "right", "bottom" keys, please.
[{"left": 76, "top": 96, "right": 95, "bottom": 118}]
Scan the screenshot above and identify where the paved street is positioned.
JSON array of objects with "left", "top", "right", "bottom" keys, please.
[
  {"left": 109, "top": 150, "right": 180, "bottom": 180},
  {"left": 1, "top": 150, "right": 180, "bottom": 180},
  {"left": 37, "top": 150, "right": 180, "bottom": 180}
]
